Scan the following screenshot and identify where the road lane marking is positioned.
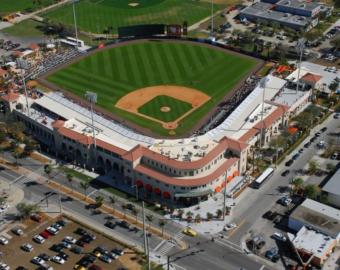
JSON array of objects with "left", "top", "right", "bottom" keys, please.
[
  {"left": 153, "top": 240, "right": 166, "bottom": 252},
  {"left": 228, "top": 218, "right": 245, "bottom": 238},
  {"left": 87, "top": 189, "right": 97, "bottom": 198},
  {"left": 214, "top": 238, "right": 243, "bottom": 253},
  {"left": 259, "top": 265, "right": 265, "bottom": 270}
]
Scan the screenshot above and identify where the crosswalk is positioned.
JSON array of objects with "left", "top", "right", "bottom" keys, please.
[{"left": 153, "top": 230, "right": 185, "bottom": 256}]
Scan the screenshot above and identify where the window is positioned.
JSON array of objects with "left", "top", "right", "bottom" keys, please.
[
  {"left": 165, "top": 184, "right": 169, "bottom": 187},
  {"left": 181, "top": 187, "right": 185, "bottom": 190}
]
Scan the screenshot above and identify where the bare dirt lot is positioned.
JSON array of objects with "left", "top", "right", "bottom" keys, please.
[{"left": 0, "top": 216, "right": 141, "bottom": 270}]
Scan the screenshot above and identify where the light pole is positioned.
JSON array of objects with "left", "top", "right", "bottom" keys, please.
[
  {"left": 21, "top": 72, "right": 30, "bottom": 116},
  {"left": 295, "top": 38, "right": 305, "bottom": 94},
  {"left": 222, "top": 174, "right": 227, "bottom": 220},
  {"left": 210, "top": 0, "right": 214, "bottom": 37},
  {"left": 72, "top": 0, "right": 79, "bottom": 47},
  {"left": 85, "top": 91, "right": 97, "bottom": 169}
]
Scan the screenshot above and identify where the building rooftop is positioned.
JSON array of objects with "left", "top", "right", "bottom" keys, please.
[
  {"left": 276, "top": 0, "right": 320, "bottom": 11},
  {"left": 291, "top": 226, "right": 336, "bottom": 258},
  {"left": 290, "top": 198, "right": 340, "bottom": 238},
  {"left": 272, "top": 87, "right": 309, "bottom": 109},
  {"left": 240, "top": 2, "right": 311, "bottom": 26},
  {"left": 322, "top": 168, "right": 340, "bottom": 196}
]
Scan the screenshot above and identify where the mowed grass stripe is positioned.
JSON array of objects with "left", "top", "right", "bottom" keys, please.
[{"left": 47, "top": 41, "right": 259, "bottom": 135}]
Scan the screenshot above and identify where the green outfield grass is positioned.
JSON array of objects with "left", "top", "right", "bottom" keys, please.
[
  {"left": 0, "top": 0, "right": 54, "bottom": 17},
  {"left": 44, "top": 0, "right": 222, "bottom": 34},
  {"left": 138, "top": 95, "right": 192, "bottom": 122},
  {"left": 46, "top": 41, "right": 258, "bottom": 136}
]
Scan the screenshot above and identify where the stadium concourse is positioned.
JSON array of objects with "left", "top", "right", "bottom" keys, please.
[{"left": 2, "top": 72, "right": 311, "bottom": 207}]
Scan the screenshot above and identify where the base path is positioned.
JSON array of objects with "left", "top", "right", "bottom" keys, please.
[{"left": 115, "top": 85, "right": 210, "bottom": 130}]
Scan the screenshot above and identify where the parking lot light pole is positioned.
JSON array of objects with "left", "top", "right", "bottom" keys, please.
[
  {"left": 211, "top": 0, "right": 214, "bottom": 37},
  {"left": 72, "top": 0, "right": 79, "bottom": 47}
]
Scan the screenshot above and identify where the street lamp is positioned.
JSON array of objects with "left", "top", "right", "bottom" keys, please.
[
  {"left": 210, "top": 0, "right": 214, "bottom": 37},
  {"left": 295, "top": 38, "right": 305, "bottom": 94},
  {"left": 85, "top": 91, "right": 97, "bottom": 168},
  {"left": 259, "top": 77, "right": 269, "bottom": 148},
  {"left": 72, "top": 0, "right": 79, "bottom": 47}
]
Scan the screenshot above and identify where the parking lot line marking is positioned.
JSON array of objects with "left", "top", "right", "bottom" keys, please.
[
  {"left": 259, "top": 265, "right": 265, "bottom": 270},
  {"left": 228, "top": 219, "right": 245, "bottom": 238}
]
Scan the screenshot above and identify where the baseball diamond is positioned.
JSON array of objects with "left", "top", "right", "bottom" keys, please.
[{"left": 44, "top": 40, "right": 259, "bottom": 136}]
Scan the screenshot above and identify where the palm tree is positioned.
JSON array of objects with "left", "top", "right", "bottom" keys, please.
[
  {"left": 146, "top": 214, "right": 153, "bottom": 229},
  {"left": 308, "top": 160, "right": 319, "bottom": 175},
  {"left": 80, "top": 181, "right": 90, "bottom": 199},
  {"left": 44, "top": 164, "right": 53, "bottom": 179},
  {"left": 132, "top": 208, "right": 139, "bottom": 223},
  {"left": 66, "top": 173, "right": 74, "bottom": 193},
  {"left": 109, "top": 195, "right": 115, "bottom": 214},
  {"left": 177, "top": 209, "right": 184, "bottom": 219},
  {"left": 206, "top": 212, "right": 213, "bottom": 221},
  {"left": 194, "top": 214, "right": 201, "bottom": 223},
  {"left": 291, "top": 178, "right": 304, "bottom": 195},
  {"left": 186, "top": 211, "right": 193, "bottom": 222},
  {"left": 95, "top": 195, "right": 104, "bottom": 207},
  {"left": 159, "top": 220, "right": 167, "bottom": 236},
  {"left": 304, "top": 184, "right": 320, "bottom": 199},
  {"left": 216, "top": 209, "right": 223, "bottom": 219}
]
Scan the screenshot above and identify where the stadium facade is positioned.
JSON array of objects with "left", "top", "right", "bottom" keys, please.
[{"left": 2, "top": 72, "right": 313, "bottom": 206}]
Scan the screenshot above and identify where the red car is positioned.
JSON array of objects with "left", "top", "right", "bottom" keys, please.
[
  {"left": 40, "top": 231, "right": 50, "bottom": 239},
  {"left": 31, "top": 214, "right": 42, "bottom": 222}
]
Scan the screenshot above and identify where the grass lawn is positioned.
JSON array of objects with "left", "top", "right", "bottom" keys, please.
[
  {"left": 60, "top": 166, "right": 94, "bottom": 183},
  {"left": 138, "top": 95, "right": 192, "bottom": 122},
  {"left": 2, "top": 19, "right": 45, "bottom": 37},
  {"left": 0, "top": 0, "right": 54, "bottom": 17},
  {"left": 46, "top": 40, "right": 258, "bottom": 136},
  {"left": 44, "top": 0, "right": 223, "bottom": 34}
]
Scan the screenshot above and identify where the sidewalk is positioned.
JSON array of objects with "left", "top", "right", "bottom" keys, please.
[{"left": 0, "top": 179, "right": 24, "bottom": 209}]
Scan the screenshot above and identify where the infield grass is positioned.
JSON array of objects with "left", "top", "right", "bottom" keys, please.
[
  {"left": 46, "top": 41, "right": 258, "bottom": 136},
  {"left": 44, "top": 0, "right": 223, "bottom": 34},
  {"left": 138, "top": 95, "right": 192, "bottom": 122}
]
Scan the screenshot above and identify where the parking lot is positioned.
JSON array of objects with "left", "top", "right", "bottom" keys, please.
[{"left": 0, "top": 215, "right": 140, "bottom": 270}]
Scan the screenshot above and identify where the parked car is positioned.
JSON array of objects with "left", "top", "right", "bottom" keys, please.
[
  {"left": 50, "top": 244, "right": 63, "bottom": 253},
  {"left": 31, "top": 214, "right": 43, "bottom": 222},
  {"left": 71, "top": 246, "right": 83, "bottom": 254},
  {"left": 331, "top": 152, "right": 339, "bottom": 160},
  {"left": 12, "top": 227, "right": 24, "bottom": 236},
  {"left": 183, "top": 227, "right": 197, "bottom": 237},
  {"left": 99, "top": 254, "right": 112, "bottom": 263},
  {"left": 58, "top": 251, "right": 69, "bottom": 261},
  {"left": 292, "top": 153, "right": 299, "bottom": 160},
  {"left": 38, "top": 254, "right": 50, "bottom": 261},
  {"left": 285, "top": 160, "right": 293, "bottom": 166},
  {"left": 89, "top": 265, "right": 102, "bottom": 270},
  {"left": 0, "top": 263, "right": 10, "bottom": 270},
  {"left": 278, "top": 196, "right": 292, "bottom": 206},
  {"left": 51, "top": 256, "right": 65, "bottom": 264},
  {"left": 281, "top": 170, "right": 290, "bottom": 177},
  {"left": 31, "top": 257, "right": 46, "bottom": 266},
  {"left": 56, "top": 219, "right": 66, "bottom": 227},
  {"left": 317, "top": 141, "right": 326, "bottom": 148},
  {"left": 21, "top": 243, "right": 33, "bottom": 252},
  {"left": 46, "top": 226, "right": 59, "bottom": 235},
  {"left": 60, "top": 241, "right": 72, "bottom": 249},
  {"left": 265, "top": 247, "right": 278, "bottom": 260},
  {"left": 0, "top": 236, "right": 9, "bottom": 245},
  {"left": 40, "top": 231, "right": 50, "bottom": 239},
  {"left": 75, "top": 228, "right": 87, "bottom": 236},
  {"left": 64, "top": 236, "right": 77, "bottom": 244},
  {"left": 320, "top": 127, "right": 327, "bottom": 132},
  {"left": 33, "top": 234, "right": 46, "bottom": 244},
  {"left": 272, "top": 232, "right": 287, "bottom": 242},
  {"left": 111, "top": 248, "right": 124, "bottom": 256},
  {"left": 104, "top": 221, "right": 115, "bottom": 229},
  {"left": 223, "top": 223, "right": 237, "bottom": 231}
]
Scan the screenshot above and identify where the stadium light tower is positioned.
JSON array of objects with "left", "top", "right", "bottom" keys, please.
[
  {"left": 72, "top": 0, "right": 79, "bottom": 47},
  {"left": 295, "top": 38, "right": 305, "bottom": 94},
  {"left": 211, "top": 0, "right": 214, "bottom": 37},
  {"left": 85, "top": 91, "right": 97, "bottom": 165}
]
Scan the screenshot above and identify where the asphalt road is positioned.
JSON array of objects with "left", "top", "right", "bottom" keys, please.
[{"left": 226, "top": 113, "right": 339, "bottom": 246}]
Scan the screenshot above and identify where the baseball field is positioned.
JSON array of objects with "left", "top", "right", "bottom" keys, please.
[
  {"left": 45, "top": 40, "right": 259, "bottom": 136},
  {"left": 0, "top": 0, "right": 54, "bottom": 17},
  {"left": 44, "top": 0, "right": 222, "bottom": 34}
]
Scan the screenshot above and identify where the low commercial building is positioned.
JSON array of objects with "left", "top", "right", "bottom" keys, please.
[
  {"left": 275, "top": 0, "right": 321, "bottom": 18},
  {"left": 322, "top": 169, "right": 340, "bottom": 208},
  {"left": 289, "top": 198, "right": 340, "bottom": 240},
  {"left": 289, "top": 226, "right": 337, "bottom": 267}
]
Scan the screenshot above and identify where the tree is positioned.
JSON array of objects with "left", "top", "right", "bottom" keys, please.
[
  {"left": 146, "top": 214, "right": 154, "bottom": 229},
  {"left": 186, "top": 211, "right": 193, "bottom": 222},
  {"left": 66, "top": 173, "right": 74, "bottom": 193},
  {"left": 330, "top": 36, "right": 340, "bottom": 50},
  {"left": 12, "top": 146, "right": 21, "bottom": 165},
  {"left": 326, "top": 163, "right": 336, "bottom": 172},
  {"left": 216, "top": 209, "right": 223, "bottom": 218},
  {"left": 16, "top": 202, "right": 40, "bottom": 219},
  {"left": 44, "top": 164, "right": 53, "bottom": 178},
  {"left": 0, "top": 196, "right": 6, "bottom": 206},
  {"left": 206, "top": 212, "right": 213, "bottom": 221},
  {"left": 177, "top": 209, "right": 184, "bottom": 219},
  {"left": 194, "top": 214, "right": 201, "bottom": 223},
  {"left": 95, "top": 195, "right": 104, "bottom": 207},
  {"left": 308, "top": 160, "right": 319, "bottom": 175},
  {"left": 132, "top": 207, "right": 139, "bottom": 223},
  {"left": 80, "top": 181, "right": 90, "bottom": 199},
  {"left": 159, "top": 220, "right": 167, "bottom": 236},
  {"left": 304, "top": 184, "right": 320, "bottom": 199},
  {"left": 109, "top": 195, "right": 115, "bottom": 214},
  {"left": 291, "top": 178, "right": 304, "bottom": 194}
]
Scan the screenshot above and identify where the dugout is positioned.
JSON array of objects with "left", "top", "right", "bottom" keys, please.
[{"left": 118, "top": 24, "right": 165, "bottom": 38}]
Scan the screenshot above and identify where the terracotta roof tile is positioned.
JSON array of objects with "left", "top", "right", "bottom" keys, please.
[
  {"left": 1, "top": 92, "right": 19, "bottom": 102},
  {"left": 58, "top": 127, "right": 94, "bottom": 145},
  {"left": 135, "top": 158, "right": 239, "bottom": 187},
  {"left": 0, "top": 69, "right": 8, "bottom": 76},
  {"left": 52, "top": 120, "right": 65, "bottom": 129},
  {"left": 301, "top": 73, "right": 322, "bottom": 84},
  {"left": 96, "top": 139, "right": 127, "bottom": 156},
  {"left": 29, "top": 43, "right": 39, "bottom": 51}
]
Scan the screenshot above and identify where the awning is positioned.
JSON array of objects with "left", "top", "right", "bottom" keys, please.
[
  {"left": 215, "top": 186, "right": 222, "bottom": 193},
  {"left": 154, "top": 188, "right": 161, "bottom": 195},
  {"left": 136, "top": 180, "right": 143, "bottom": 188},
  {"left": 145, "top": 184, "right": 153, "bottom": 192},
  {"left": 174, "top": 189, "right": 213, "bottom": 198},
  {"left": 163, "top": 191, "right": 171, "bottom": 199}
]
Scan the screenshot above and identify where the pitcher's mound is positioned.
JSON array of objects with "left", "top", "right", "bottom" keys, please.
[
  {"left": 128, "top": 3, "right": 139, "bottom": 7},
  {"left": 160, "top": 106, "right": 171, "bottom": 112}
]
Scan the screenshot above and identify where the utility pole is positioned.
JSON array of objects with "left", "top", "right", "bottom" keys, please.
[
  {"left": 142, "top": 202, "right": 150, "bottom": 270},
  {"left": 210, "top": 0, "right": 214, "bottom": 37},
  {"left": 295, "top": 38, "right": 305, "bottom": 94},
  {"left": 72, "top": 0, "right": 79, "bottom": 47},
  {"left": 222, "top": 175, "right": 227, "bottom": 220}
]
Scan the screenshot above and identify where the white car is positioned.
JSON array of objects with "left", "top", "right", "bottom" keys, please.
[
  {"left": 31, "top": 256, "right": 45, "bottom": 266},
  {"left": 46, "top": 226, "right": 59, "bottom": 235},
  {"left": 0, "top": 263, "right": 10, "bottom": 270},
  {"left": 33, "top": 234, "right": 45, "bottom": 244},
  {"left": 272, "top": 232, "right": 287, "bottom": 242},
  {"left": 63, "top": 236, "right": 76, "bottom": 244},
  {"left": 21, "top": 243, "right": 33, "bottom": 252},
  {"left": 0, "top": 236, "right": 9, "bottom": 245},
  {"left": 223, "top": 223, "right": 237, "bottom": 231},
  {"left": 60, "top": 241, "right": 71, "bottom": 249},
  {"left": 51, "top": 256, "right": 65, "bottom": 264},
  {"left": 0, "top": 204, "right": 9, "bottom": 213}
]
